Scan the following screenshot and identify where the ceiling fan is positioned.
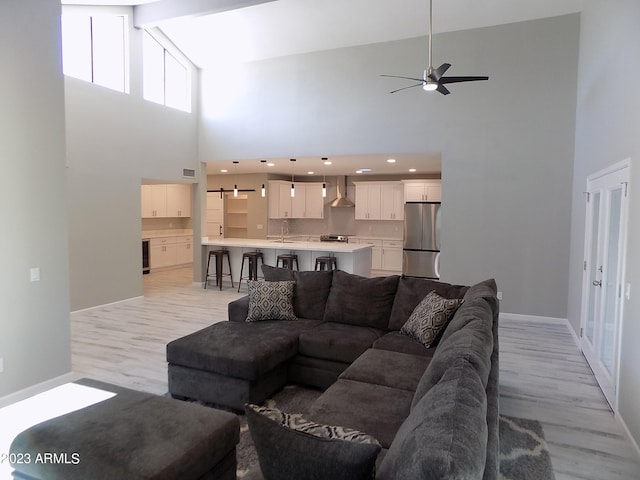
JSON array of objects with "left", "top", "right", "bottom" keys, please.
[{"left": 381, "top": 0, "right": 488, "bottom": 95}]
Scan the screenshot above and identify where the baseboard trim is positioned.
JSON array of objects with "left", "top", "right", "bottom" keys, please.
[
  {"left": 0, "top": 372, "right": 74, "bottom": 408},
  {"left": 616, "top": 411, "right": 640, "bottom": 461},
  {"left": 71, "top": 296, "right": 143, "bottom": 314},
  {"left": 500, "top": 312, "right": 567, "bottom": 324},
  {"left": 500, "top": 313, "right": 581, "bottom": 348}
]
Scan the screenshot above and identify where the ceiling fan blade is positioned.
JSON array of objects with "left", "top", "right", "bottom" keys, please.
[
  {"left": 430, "top": 63, "right": 451, "bottom": 81},
  {"left": 439, "top": 76, "right": 489, "bottom": 84},
  {"left": 380, "top": 74, "right": 425, "bottom": 83},
  {"left": 436, "top": 84, "right": 450, "bottom": 95},
  {"left": 389, "top": 83, "right": 424, "bottom": 94}
]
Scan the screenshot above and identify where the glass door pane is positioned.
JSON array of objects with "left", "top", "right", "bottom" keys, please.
[
  {"left": 585, "top": 192, "right": 600, "bottom": 344},
  {"left": 600, "top": 188, "right": 622, "bottom": 374}
]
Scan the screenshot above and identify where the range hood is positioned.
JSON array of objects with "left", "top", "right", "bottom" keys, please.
[{"left": 328, "top": 176, "right": 355, "bottom": 208}]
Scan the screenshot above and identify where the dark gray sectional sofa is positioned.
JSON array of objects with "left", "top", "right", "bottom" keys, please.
[{"left": 167, "top": 268, "right": 499, "bottom": 480}]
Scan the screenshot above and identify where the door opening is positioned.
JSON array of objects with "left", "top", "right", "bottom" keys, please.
[{"left": 579, "top": 160, "right": 629, "bottom": 409}]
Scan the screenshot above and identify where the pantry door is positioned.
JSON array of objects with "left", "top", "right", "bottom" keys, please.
[{"left": 580, "top": 160, "right": 629, "bottom": 409}]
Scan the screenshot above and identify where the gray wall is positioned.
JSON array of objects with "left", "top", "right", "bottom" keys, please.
[
  {"left": 64, "top": 6, "right": 200, "bottom": 311},
  {"left": 200, "top": 15, "right": 580, "bottom": 318},
  {"left": 568, "top": 0, "right": 640, "bottom": 450},
  {"left": 0, "top": 1, "right": 71, "bottom": 398}
]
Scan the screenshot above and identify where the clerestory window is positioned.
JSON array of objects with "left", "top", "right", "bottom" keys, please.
[
  {"left": 61, "top": 14, "right": 128, "bottom": 93},
  {"left": 143, "top": 30, "right": 191, "bottom": 112}
]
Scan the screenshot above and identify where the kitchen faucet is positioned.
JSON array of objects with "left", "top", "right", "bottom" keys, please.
[{"left": 281, "top": 220, "right": 289, "bottom": 242}]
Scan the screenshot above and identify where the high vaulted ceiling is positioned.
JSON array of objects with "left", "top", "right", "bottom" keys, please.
[
  {"left": 64, "top": 0, "right": 584, "bottom": 67},
  {"left": 62, "top": 0, "right": 584, "bottom": 176}
]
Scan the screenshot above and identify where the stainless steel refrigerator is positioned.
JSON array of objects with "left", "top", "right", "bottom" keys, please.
[{"left": 403, "top": 202, "right": 441, "bottom": 279}]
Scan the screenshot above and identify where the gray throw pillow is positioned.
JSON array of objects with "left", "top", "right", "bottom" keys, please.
[
  {"left": 246, "top": 280, "right": 296, "bottom": 322},
  {"left": 400, "top": 290, "right": 463, "bottom": 347},
  {"left": 245, "top": 404, "right": 381, "bottom": 480}
]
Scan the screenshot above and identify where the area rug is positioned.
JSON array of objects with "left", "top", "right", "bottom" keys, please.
[{"left": 232, "top": 385, "right": 555, "bottom": 479}]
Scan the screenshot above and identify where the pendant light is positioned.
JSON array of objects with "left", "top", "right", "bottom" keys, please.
[
  {"left": 321, "top": 157, "right": 328, "bottom": 197},
  {"left": 260, "top": 159, "right": 267, "bottom": 197},
  {"left": 233, "top": 160, "right": 239, "bottom": 197},
  {"left": 290, "top": 158, "right": 296, "bottom": 198}
]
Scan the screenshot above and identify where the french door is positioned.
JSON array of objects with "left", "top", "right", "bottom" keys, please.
[{"left": 580, "top": 161, "right": 629, "bottom": 409}]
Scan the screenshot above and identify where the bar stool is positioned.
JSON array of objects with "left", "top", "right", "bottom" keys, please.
[
  {"left": 205, "top": 249, "right": 233, "bottom": 290},
  {"left": 276, "top": 253, "right": 299, "bottom": 270},
  {"left": 237, "top": 251, "right": 264, "bottom": 292},
  {"left": 315, "top": 255, "right": 338, "bottom": 271}
]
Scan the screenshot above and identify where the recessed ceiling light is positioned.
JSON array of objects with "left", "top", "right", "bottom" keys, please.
[
  {"left": 355, "top": 170, "right": 362, "bottom": 174},
  {"left": 220, "top": 169, "right": 228, "bottom": 173},
  {"left": 409, "top": 168, "right": 416, "bottom": 172},
  {"left": 307, "top": 171, "right": 314, "bottom": 175},
  {"left": 324, "top": 161, "right": 332, "bottom": 165},
  {"left": 387, "top": 158, "right": 396, "bottom": 163},
  {"left": 267, "top": 163, "right": 275, "bottom": 167}
]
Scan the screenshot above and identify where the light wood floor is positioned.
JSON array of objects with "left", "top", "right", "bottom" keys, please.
[{"left": 71, "top": 267, "right": 640, "bottom": 480}]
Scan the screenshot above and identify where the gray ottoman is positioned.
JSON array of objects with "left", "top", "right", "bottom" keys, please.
[
  {"left": 167, "top": 320, "right": 320, "bottom": 411},
  {"left": 9, "top": 379, "right": 239, "bottom": 480}
]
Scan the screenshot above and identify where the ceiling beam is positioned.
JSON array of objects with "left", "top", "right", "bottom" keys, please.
[{"left": 133, "top": 0, "right": 278, "bottom": 28}]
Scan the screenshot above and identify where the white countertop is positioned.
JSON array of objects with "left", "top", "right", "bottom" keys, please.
[
  {"left": 143, "top": 229, "right": 193, "bottom": 239},
  {"left": 202, "top": 237, "right": 371, "bottom": 253}
]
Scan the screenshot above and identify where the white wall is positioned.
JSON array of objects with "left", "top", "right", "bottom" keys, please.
[
  {"left": 200, "top": 15, "right": 580, "bottom": 318},
  {"left": 64, "top": 6, "right": 200, "bottom": 310},
  {"left": 568, "top": 0, "right": 640, "bottom": 450},
  {"left": 0, "top": 1, "right": 71, "bottom": 397}
]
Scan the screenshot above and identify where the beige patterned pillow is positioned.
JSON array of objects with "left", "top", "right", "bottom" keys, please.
[
  {"left": 246, "top": 280, "right": 296, "bottom": 322},
  {"left": 400, "top": 290, "right": 463, "bottom": 347}
]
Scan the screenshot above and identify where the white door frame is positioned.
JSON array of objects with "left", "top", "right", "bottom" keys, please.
[{"left": 579, "top": 158, "right": 630, "bottom": 410}]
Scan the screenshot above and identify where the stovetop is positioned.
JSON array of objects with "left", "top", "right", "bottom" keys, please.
[{"left": 320, "top": 234, "right": 349, "bottom": 243}]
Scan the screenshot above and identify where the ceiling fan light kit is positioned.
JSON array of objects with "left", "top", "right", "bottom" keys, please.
[{"left": 382, "top": 0, "right": 488, "bottom": 95}]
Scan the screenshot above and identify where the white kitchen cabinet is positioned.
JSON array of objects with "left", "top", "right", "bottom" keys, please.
[
  {"left": 150, "top": 237, "right": 177, "bottom": 269},
  {"left": 269, "top": 181, "right": 324, "bottom": 219},
  {"left": 176, "top": 236, "right": 193, "bottom": 264},
  {"left": 403, "top": 180, "right": 442, "bottom": 202},
  {"left": 354, "top": 183, "right": 382, "bottom": 220},
  {"left": 166, "top": 184, "right": 191, "bottom": 217},
  {"left": 141, "top": 185, "right": 153, "bottom": 218},
  {"left": 268, "top": 181, "right": 293, "bottom": 219},
  {"left": 381, "top": 240, "right": 403, "bottom": 272},
  {"left": 303, "top": 183, "right": 324, "bottom": 219},
  {"left": 150, "top": 236, "right": 193, "bottom": 269},
  {"left": 355, "top": 182, "right": 404, "bottom": 220},
  {"left": 142, "top": 184, "right": 191, "bottom": 218},
  {"left": 291, "top": 183, "right": 306, "bottom": 218},
  {"left": 380, "top": 183, "right": 404, "bottom": 220}
]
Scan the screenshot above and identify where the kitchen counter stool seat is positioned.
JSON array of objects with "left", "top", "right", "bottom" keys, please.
[
  {"left": 276, "top": 253, "right": 299, "bottom": 270},
  {"left": 205, "top": 249, "right": 233, "bottom": 290},
  {"left": 315, "top": 255, "right": 338, "bottom": 271},
  {"left": 238, "top": 251, "right": 264, "bottom": 292}
]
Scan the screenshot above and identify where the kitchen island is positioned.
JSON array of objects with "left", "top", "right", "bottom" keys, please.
[{"left": 201, "top": 237, "right": 372, "bottom": 280}]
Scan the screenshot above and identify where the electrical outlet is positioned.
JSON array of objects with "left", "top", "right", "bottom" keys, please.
[
  {"left": 497, "top": 291, "right": 503, "bottom": 301},
  {"left": 257, "top": 224, "right": 263, "bottom": 230},
  {"left": 0, "top": 357, "right": 4, "bottom": 373}
]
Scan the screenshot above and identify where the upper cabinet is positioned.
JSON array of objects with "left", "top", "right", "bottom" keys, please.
[
  {"left": 166, "top": 184, "right": 191, "bottom": 217},
  {"left": 268, "top": 181, "right": 324, "bottom": 219},
  {"left": 403, "top": 180, "right": 442, "bottom": 202},
  {"left": 354, "top": 182, "right": 403, "bottom": 220},
  {"left": 141, "top": 184, "right": 191, "bottom": 218}
]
